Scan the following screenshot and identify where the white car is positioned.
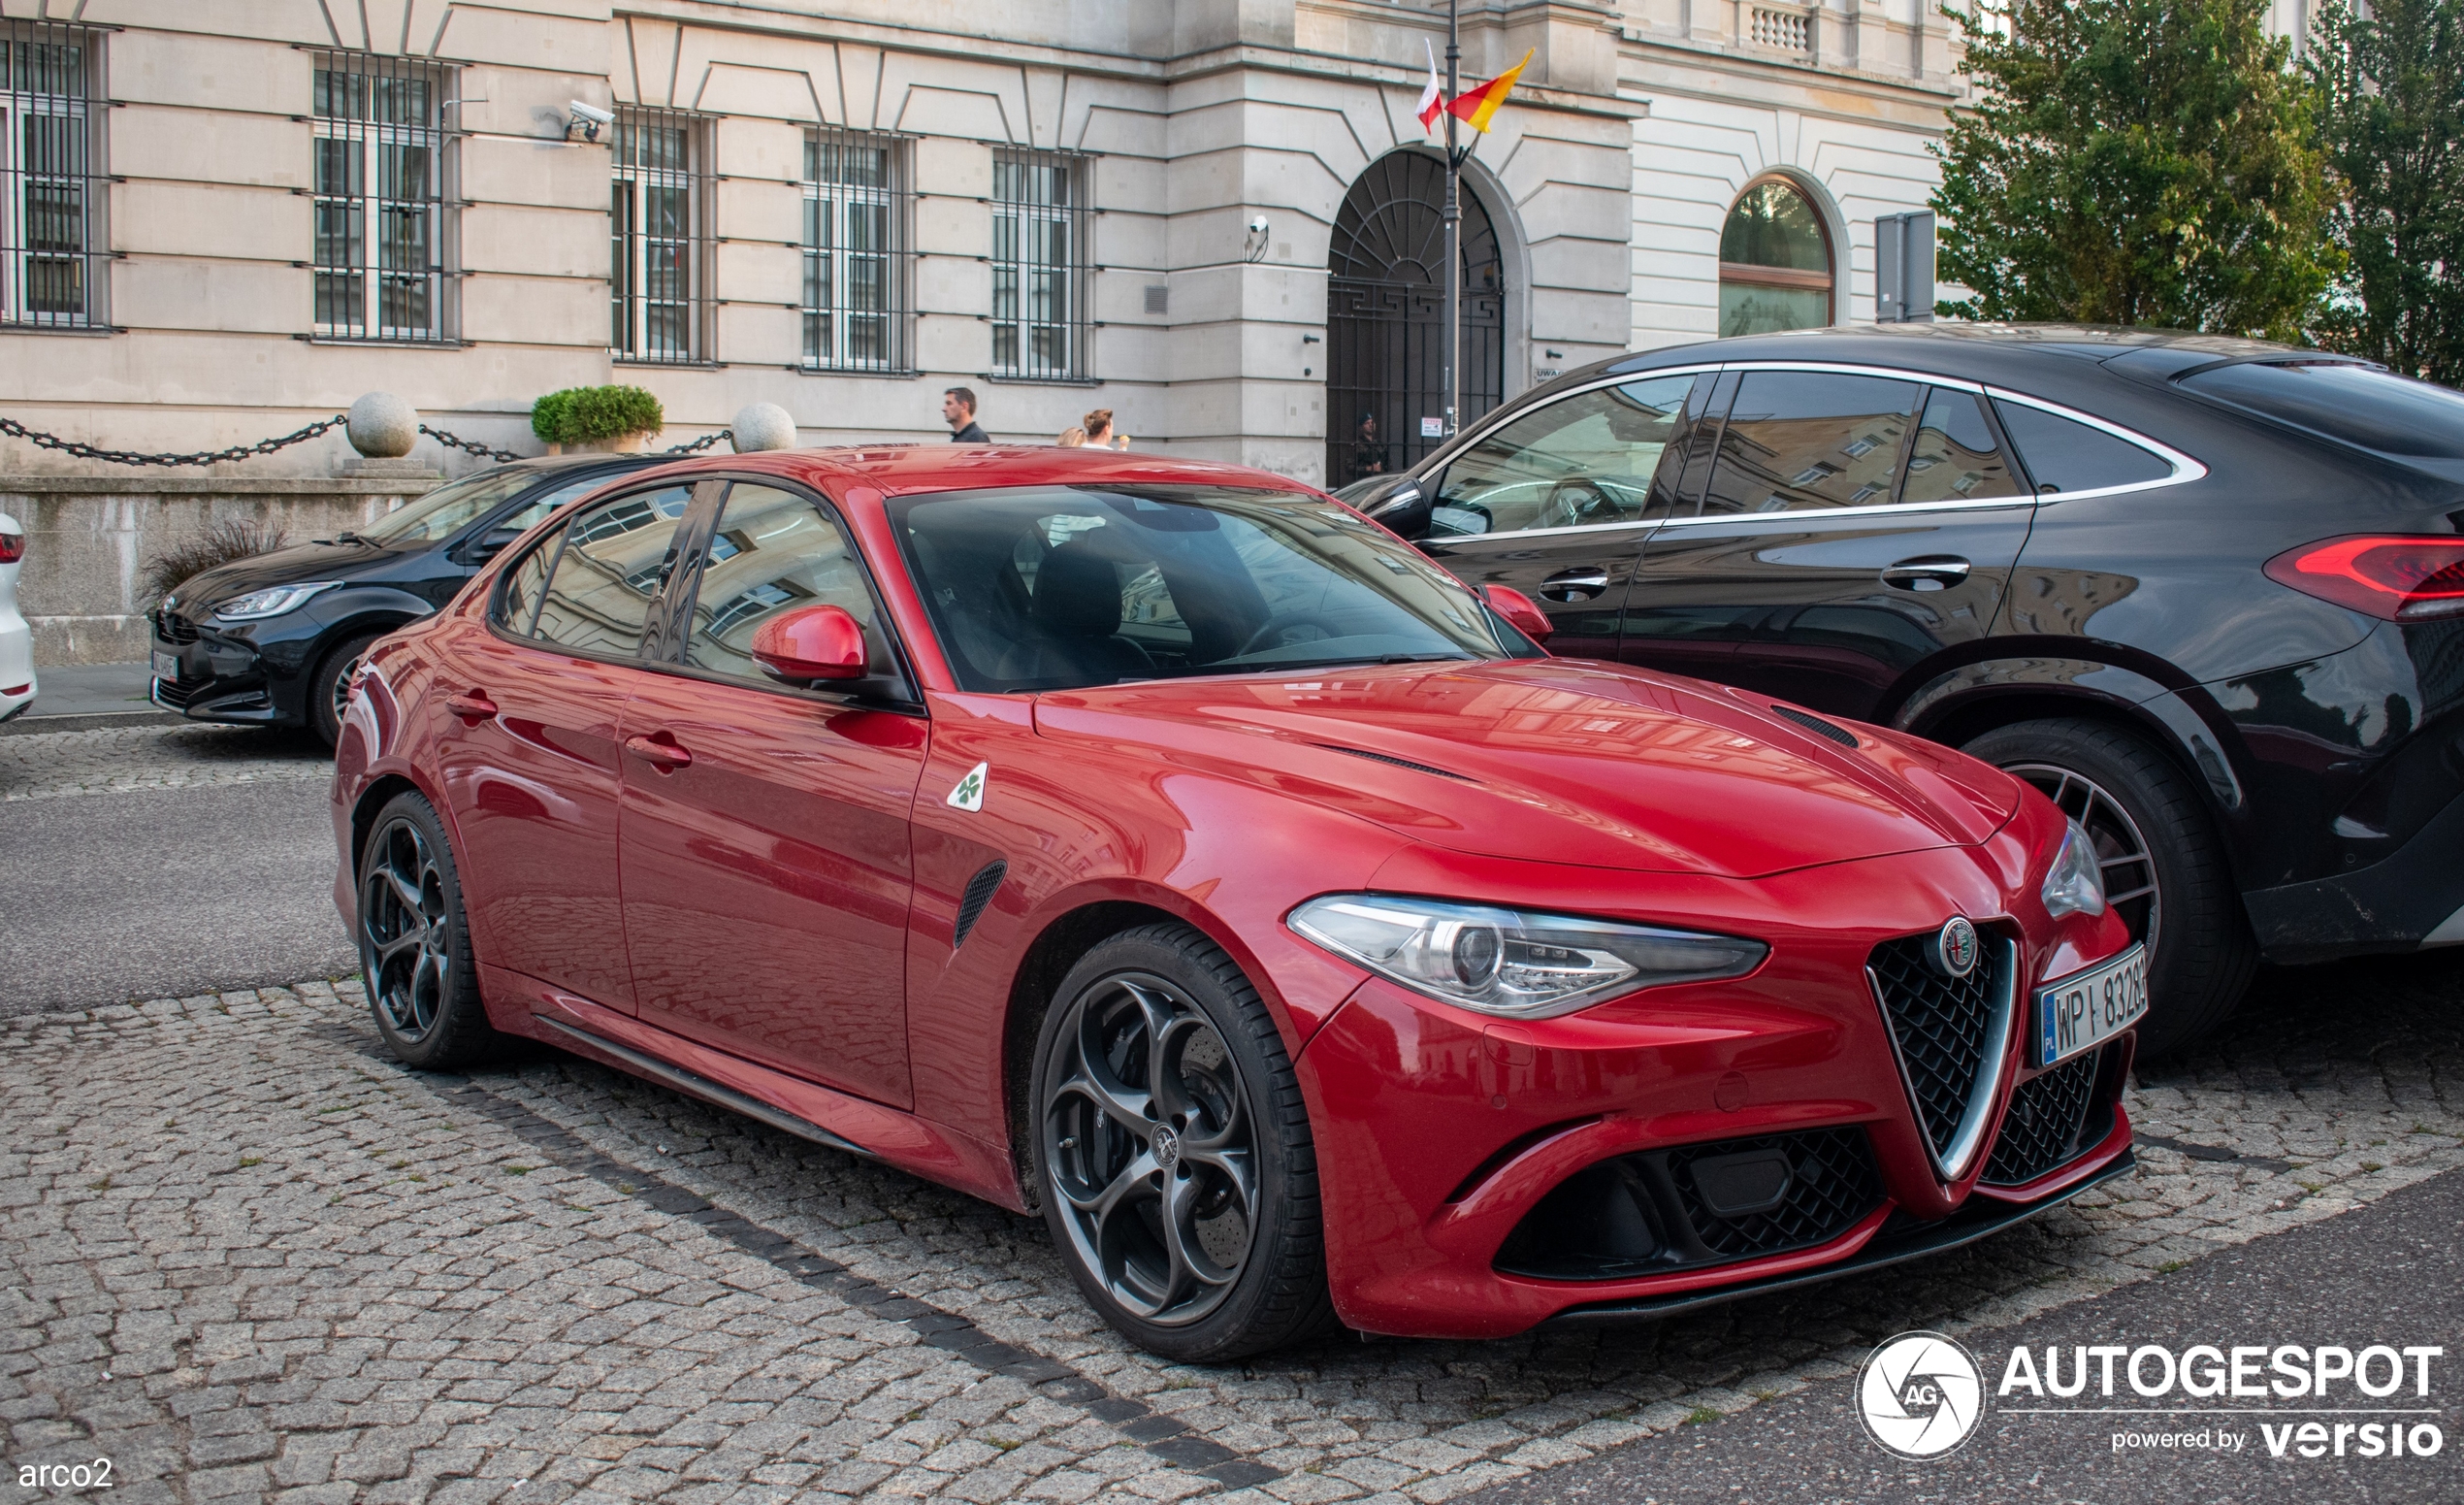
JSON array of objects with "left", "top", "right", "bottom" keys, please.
[{"left": 0, "top": 510, "right": 33, "bottom": 721}]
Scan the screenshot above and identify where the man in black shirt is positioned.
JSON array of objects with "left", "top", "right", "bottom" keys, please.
[{"left": 943, "top": 387, "right": 989, "bottom": 442}]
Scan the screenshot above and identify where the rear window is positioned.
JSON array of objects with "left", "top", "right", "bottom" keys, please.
[
  {"left": 1992, "top": 401, "right": 2176, "bottom": 495},
  {"left": 2179, "top": 360, "right": 2464, "bottom": 460}
]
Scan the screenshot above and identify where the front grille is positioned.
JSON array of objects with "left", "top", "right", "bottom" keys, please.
[
  {"left": 152, "top": 676, "right": 200, "bottom": 709},
  {"left": 1494, "top": 1126, "right": 1885, "bottom": 1281},
  {"left": 155, "top": 609, "right": 199, "bottom": 645},
  {"left": 1982, "top": 1046, "right": 2105, "bottom": 1187},
  {"left": 1868, "top": 932, "right": 2010, "bottom": 1161}
]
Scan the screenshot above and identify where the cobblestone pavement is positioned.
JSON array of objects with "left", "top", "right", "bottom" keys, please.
[
  {"left": 0, "top": 722, "right": 332, "bottom": 804},
  {"left": 5, "top": 953, "right": 2460, "bottom": 1504}
]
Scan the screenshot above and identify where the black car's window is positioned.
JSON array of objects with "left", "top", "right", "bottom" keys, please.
[
  {"left": 679, "top": 484, "right": 884, "bottom": 685},
  {"left": 492, "top": 472, "right": 624, "bottom": 539},
  {"left": 360, "top": 467, "right": 538, "bottom": 544},
  {"left": 1700, "top": 372, "right": 1922, "bottom": 515},
  {"left": 1993, "top": 400, "right": 2175, "bottom": 493},
  {"left": 891, "top": 483, "right": 1503, "bottom": 693},
  {"left": 1899, "top": 388, "right": 2023, "bottom": 505},
  {"left": 514, "top": 485, "right": 695, "bottom": 656},
  {"left": 1430, "top": 376, "right": 1698, "bottom": 535},
  {"left": 2179, "top": 360, "right": 2464, "bottom": 460}
]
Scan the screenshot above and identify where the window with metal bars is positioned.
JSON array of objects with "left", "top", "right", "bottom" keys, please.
[
  {"left": 0, "top": 20, "right": 106, "bottom": 331},
  {"left": 990, "top": 148, "right": 1091, "bottom": 381},
  {"left": 611, "top": 107, "right": 713, "bottom": 364},
  {"left": 802, "top": 127, "right": 910, "bottom": 374},
  {"left": 312, "top": 53, "right": 454, "bottom": 343}
]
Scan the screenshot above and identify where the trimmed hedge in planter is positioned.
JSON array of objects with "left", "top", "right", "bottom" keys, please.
[{"left": 532, "top": 385, "right": 664, "bottom": 446}]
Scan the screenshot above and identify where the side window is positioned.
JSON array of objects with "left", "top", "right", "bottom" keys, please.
[
  {"left": 1431, "top": 376, "right": 1699, "bottom": 535},
  {"left": 1993, "top": 401, "right": 2176, "bottom": 494},
  {"left": 1899, "top": 388, "right": 2023, "bottom": 505},
  {"left": 520, "top": 485, "right": 695, "bottom": 656},
  {"left": 1701, "top": 371, "right": 1922, "bottom": 515},
  {"left": 493, "top": 472, "right": 622, "bottom": 540},
  {"left": 679, "top": 484, "right": 884, "bottom": 684}
]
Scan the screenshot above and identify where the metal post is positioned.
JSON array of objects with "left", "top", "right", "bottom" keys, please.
[{"left": 1442, "top": 0, "right": 1461, "bottom": 441}]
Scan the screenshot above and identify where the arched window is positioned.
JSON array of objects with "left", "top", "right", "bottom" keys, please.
[{"left": 1718, "top": 179, "right": 1833, "bottom": 338}]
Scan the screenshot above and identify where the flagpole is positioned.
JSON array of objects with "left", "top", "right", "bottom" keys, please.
[{"left": 1442, "top": 0, "right": 1460, "bottom": 444}]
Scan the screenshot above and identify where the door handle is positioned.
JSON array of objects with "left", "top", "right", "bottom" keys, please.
[
  {"left": 623, "top": 732, "right": 694, "bottom": 771},
  {"left": 1537, "top": 566, "right": 1611, "bottom": 603},
  {"left": 444, "top": 689, "right": 498, "bottom": 724},
  {"left": 1880, "top": 556, "right": 1973, "bottom": 592}
]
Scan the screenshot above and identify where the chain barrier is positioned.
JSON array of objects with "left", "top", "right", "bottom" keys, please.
[
  {"left": 0, "top": 413, "right": 347, "bottom": 469},
  {"left": 416, "top": 423, "right": 522, "bottom": 463},
  {"left": 2, "top": 413, "right": 736, "bottom": 470}
]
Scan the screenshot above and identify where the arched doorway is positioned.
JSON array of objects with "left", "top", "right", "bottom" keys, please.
[
  {"left": 1326, "top": 150, "right": 1505, "bottom": 488},
  {"left": 1718, "top": 178, "right": 1834, "bottom": 337}
]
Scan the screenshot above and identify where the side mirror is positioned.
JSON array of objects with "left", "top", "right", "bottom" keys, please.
[
  {"left": 750, "top": 603, "right": 868, "bottom": 683},
  {"left": 465, "top": 525, "right": 525, "bottom": 564},
  {"left": 1358, "top": 479, "right": 1431, "bottom": 541},
  {"left": 1482, "top": 583, "right": 1553, "bottom": 646}
]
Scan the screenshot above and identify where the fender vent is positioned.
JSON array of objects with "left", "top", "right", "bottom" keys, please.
[
  {"left": 1770, "top": 704, "right": 1859, "bottom": 748},
  {"left": 1313, "top": 743, "right": 1475, "bottom": 781},
  {"left": 952, "top": 860, "right": 1007, "bottom": 950}
]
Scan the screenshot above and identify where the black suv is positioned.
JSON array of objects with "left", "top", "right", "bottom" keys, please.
[
  {"left": 151, "top": 455, "right": 660, "bottom": 744},
  {"left": 1341, "top": 324, "right": 2464, "bottom": 1056}
]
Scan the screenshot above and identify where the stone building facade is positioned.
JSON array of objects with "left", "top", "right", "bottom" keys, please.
[{"left": 3, "top": 0, "right": 1980, "bottom": 658}]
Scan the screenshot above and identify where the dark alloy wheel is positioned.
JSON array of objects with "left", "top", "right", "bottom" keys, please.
[
  {"left": 311, "top": 630, "right": 385, "bottom": 748},
  {"left": 1965, "top": 718, "right": 2258, "bottom": 1060},
  {"left": 1032, "top": 924, "right": 1335, "bottom": 1360},
  {"left": 356, "top": 790, "right": 501, "bottom": 1069}
]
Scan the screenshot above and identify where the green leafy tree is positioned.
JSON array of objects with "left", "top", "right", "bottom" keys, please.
[
  {"left": 1930, "top": 0, "right": 2336, "bottom": 340},
  {"left": 2308, "top": 0, "right": 2464, "bottom": 382}
]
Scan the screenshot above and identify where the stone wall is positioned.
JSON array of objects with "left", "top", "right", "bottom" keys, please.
[{"left": 4, "top": 476, "right": 443, "bottom": 666}]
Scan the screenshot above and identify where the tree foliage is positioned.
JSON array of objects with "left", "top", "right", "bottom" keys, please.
[
  {"left": 2307, "top": 0, "right": 2464, "bottom": 382},
  {"left": 1930, "top": 0, "right": 2336, "bottom": 339}
]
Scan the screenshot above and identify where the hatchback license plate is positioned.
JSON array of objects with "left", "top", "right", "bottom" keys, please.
[
  {"left": 2036, "top": 945, "right": 2148, "bottom": 1067},
  {"left": 151, "top": 649, "right": 180, "bottom": 679}
]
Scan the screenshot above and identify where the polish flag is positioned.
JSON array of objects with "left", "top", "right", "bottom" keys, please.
[{"left": 1415, "top": 39, "right": 1445, "bottom": 134}]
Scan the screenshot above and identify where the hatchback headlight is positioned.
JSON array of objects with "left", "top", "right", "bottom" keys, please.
[
  {"left": 1288, "top": 895, "right": 1767, "bottom": 1019},
  {"left": 212, "top": 581, "right": 341, "bottom": 621},
  {"left": 2040, "top": 819, "right": 2109, "bottom": 920}
]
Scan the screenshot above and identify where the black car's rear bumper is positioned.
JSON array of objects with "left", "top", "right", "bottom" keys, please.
[{"left": 2243, "top": 789, "right": 2464, "bottom": 964}]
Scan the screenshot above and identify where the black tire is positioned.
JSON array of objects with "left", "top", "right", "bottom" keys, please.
[
  {"left": 309, "top": 630, "right": 385, "bottom": 748},
  {"left": 1030, "top": 923, "right": 1336, "bottom": 1361},
  {"left": 356, "top": 791, "right": 501, "bottom": 1070},
  {"left": 1963, "top": 718, "right": 2257, "bottom": 1059}
]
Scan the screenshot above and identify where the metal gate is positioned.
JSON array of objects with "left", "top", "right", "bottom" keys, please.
[{"left": 1326, "top": 150, "right": 1504, "bottom": 489}]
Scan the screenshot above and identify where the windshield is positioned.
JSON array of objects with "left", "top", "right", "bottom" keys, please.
[
  {"left": 889, "top": 483, "right": 1507, "bottom": 692},
  {"left": 359, "top": 467, "right": 541, "bottom": 544}
]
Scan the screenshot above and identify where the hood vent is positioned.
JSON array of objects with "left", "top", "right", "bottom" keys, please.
[
  {"left": 1770, "top": 704, "right": 1859, "bottom": 748},
  {"left": 1313, "top": 743, "right": 1475, "bottom": 782}
]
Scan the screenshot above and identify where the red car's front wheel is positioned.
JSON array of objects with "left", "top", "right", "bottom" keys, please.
[{"left": 1032, "top": 924, "right": 1335, "bottom": 1360}]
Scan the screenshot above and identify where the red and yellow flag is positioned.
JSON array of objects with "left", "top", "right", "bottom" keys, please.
[{"left": 1446, "top": 49, "right": 1532, "bottom": 134}]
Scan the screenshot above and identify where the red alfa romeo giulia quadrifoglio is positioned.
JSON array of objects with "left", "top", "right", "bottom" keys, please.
[{"left": 331, "top": 446, "right": 2142, "bottom": 1359}]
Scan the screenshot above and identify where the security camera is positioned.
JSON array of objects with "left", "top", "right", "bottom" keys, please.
[
  {"left": 1248, "top": 215, "right": 1269, "bottom": 235},
  {"left": 567, "top": 99, "right": 613, "bottom": 142}
]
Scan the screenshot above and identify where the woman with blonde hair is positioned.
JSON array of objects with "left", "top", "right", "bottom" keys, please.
[
  {"left": 1055, "top": 426, "right": 1087, "bottom": 447},
  {"left": 1082, "top": 409, "right": 1130, "bottom": 449}
]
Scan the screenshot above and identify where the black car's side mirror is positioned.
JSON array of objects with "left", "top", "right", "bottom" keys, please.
[
  {"left": 461, "top": 525, "right": 527, "bottom": 565},
  {"left": 1359, "top": 480, "right": 1430, "bottom": 541}
]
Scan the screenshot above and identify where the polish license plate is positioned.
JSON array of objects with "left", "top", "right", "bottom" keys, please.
[
  {"left": 151, "top": 649, "right": 180, "bottom": 679},
  {"left": 2035, "top": 945, "right": 2148, "bottom": 1067}
]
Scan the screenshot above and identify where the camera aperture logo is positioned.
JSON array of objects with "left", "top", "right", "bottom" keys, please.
[{"left": 1860, "top": 1331, "right": 1988, "bottom": 1458}]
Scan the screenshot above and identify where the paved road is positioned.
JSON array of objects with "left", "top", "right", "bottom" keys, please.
[
  {"left": 1466, "top": 1163, "right": 2464, "bottom": 1505},
  {"left": 0, "top": 722, "right": 353, "bottom": 1016}
]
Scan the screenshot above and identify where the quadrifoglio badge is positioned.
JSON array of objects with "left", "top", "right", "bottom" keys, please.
[{"left": 1860, "top": 1332, "right": 2448, "bottom": 1464}]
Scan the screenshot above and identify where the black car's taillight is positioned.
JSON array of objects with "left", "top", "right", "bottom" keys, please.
[
  {"left": 0, "top": 532, "right": 22, "bottom": 564},
  {"left": 2263, "top": 535, "right": 2464, "bottom": 622}
]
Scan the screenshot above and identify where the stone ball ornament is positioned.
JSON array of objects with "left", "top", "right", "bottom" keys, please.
[
  {"left": 729, "top": 403, "right": 797, "bottom": 453},
  {"left": 345, "top": 391, "right": 419, "bottom": 458}
]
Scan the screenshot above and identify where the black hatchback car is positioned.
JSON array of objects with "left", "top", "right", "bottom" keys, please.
[
  {"left": 151, "top": 455, "right": 659, "bottom": 744},
  {"left": 1340, "top": 324, "right": 2464, "bottom": 1057}
]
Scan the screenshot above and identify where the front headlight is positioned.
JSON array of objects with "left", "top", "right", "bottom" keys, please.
[
  {"left": 2040, "top": 818, "right": 2109, "bottom": 920},
  {"left": 212, "top": 581, "right": 341, "bottom": 621},
  {"left": 1287, "top": 894, "right": 1767, "bottom": 1019}
]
